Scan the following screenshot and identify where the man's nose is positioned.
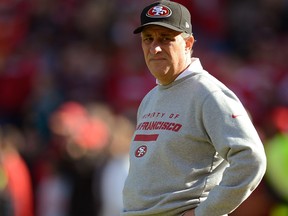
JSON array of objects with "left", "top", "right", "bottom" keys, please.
[{"left": 150, "top": 41, "right": 162, "bottom": 54}]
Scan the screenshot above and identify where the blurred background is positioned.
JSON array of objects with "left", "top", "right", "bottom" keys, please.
[{"left": 0, "top": 0, "right": 287, "bottom": 215}]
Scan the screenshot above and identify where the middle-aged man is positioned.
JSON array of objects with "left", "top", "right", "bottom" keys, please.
[{"left": 122, "top": 1, "right": 267, "bottom": 216}]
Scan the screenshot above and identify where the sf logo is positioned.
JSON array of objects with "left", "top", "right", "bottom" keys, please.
[
  {"left": 135, "top": 145, "right": 147, "bottom": 158},
  {"left": 147, "top": 5, "right": 171, "bottom": 18},
  {"left": 152, "top": 6, "right": 168, "bottom": 16}
]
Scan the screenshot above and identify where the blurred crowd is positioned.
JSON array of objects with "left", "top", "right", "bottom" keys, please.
[{"left": 0, "top": 0, "right": 288, "bottom": 216}]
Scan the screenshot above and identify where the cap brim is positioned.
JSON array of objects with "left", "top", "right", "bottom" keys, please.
[{"left": 133, "top": 22, "right": 184, "bottom": 34}]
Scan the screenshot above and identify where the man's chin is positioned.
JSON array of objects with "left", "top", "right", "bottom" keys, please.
[
  {"left": 148, "top": 62, "right": 169, "bottom": 71},
  {"left": 150, "top": 67, "right": 170, "bottom": 77}
]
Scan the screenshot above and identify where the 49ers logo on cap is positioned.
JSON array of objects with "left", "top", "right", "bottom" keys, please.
[{"left": 146, "top": 5, "right": 172, "bottom": 18}]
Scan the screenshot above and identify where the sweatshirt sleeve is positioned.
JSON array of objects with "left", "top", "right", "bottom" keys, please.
[{"left": 194, "top": 90, "right": 267, "bottom": 216}]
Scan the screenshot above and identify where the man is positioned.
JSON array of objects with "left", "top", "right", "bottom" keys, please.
[{"left": 122, "top": 1, "right": 267, "bottom": 216}]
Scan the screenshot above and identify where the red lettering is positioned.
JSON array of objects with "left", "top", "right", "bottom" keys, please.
[
  {"left": 161, "top": 122, "right": 170, "bottom": 130},
  {"left": 136, "top": 121, "right": 182, "bottom": 132},
  {"left": 174, "top": 114, "right": 180, "bottom": 119},
  {"left": 167, "top": 123, "right": 175, "bottom": 130},
  {"left": 137, "top": 123, "right": 141, "bottom": 130},
  {"left": 142, "top": 122, "right": 149, "bottom": 130},
  {"left": 148, "top": 121, "right": 158, "bottom": 130},
  {"left": 172, "top": 124, "right": 182, "bottom": 132},
  {"left": 155, "top": 121, "right": 163, "bottom": 129}
]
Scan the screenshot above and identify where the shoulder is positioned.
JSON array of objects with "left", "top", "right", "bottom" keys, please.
[{"left": 192, "top": 71, "right": 229, "bottom": 93}]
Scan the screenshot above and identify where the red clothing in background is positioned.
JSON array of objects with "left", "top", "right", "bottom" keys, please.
[{"left": 3, "top": 151, "right": 34, "bottom": 216}]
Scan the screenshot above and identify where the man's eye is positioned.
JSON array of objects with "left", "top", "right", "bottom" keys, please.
[
  {"left": 143, "top": 37, "right": 153, "bottom": 43},
  {"left": 162, "top": 37, "right": 173, "bottom": 42}
]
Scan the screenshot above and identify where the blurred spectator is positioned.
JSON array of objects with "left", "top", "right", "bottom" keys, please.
[
  {"left": 0, "top": 155, "right": 14, "bottom": 216},
  {"left": 37, "top": 101, "right": 111, "bottom": 216},
  {"left": 0, "top": 124, "right": 34, "bottom": 216}
]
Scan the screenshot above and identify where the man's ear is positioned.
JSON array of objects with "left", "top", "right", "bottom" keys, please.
[{"left": 185, "top": 35, "right": 195, "bottom": 52}]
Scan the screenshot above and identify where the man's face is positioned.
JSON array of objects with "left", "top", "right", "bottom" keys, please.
[{"left": 141, "top": 25, "right": 191, "bottom": 85}]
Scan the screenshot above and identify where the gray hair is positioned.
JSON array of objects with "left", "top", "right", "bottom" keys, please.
[
  {"left": 181, "top": 32, "right": 191, "bottom": 39},
  {"left": 181, "top": 33, "right": 194, "bottom": 56}
]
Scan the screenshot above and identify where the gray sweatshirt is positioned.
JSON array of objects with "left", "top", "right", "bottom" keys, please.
[{"left": 122, "top": 58, "right": 267, "bottom": 216}]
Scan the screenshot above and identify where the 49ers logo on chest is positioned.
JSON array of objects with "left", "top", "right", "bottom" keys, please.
[
  {"left": 135, "top": 145, "right": 147, "bottom": 158},
  {"left": 146, "top": 5, "right": 172, "bottom": 18}
]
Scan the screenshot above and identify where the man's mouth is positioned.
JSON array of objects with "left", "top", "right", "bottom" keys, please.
[{"left": 149, "top": 57, "right": 166, "bottom": 62}]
